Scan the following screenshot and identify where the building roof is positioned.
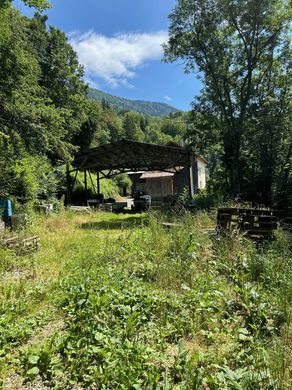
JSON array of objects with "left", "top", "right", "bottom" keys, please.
[
  {"left": 72, "top": 139, "right": 195, "bottom": 176},
  {"left": 196, "top": 155, "right": 208, "bottom": 164},
  {"left": 140, "top": 171, "right": 175, "bottom": 179}
]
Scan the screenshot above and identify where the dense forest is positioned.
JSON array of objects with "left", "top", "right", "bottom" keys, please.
[{"left": 0, "top": 0, "right": 291, "bottom": 213}]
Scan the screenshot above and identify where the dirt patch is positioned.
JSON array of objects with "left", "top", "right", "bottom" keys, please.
[
  {"left": 165, "top": 337, "right": 205, "bottom": 366},
  {"left": 27, "top": 318, "right": 64, "bottom": 347}
]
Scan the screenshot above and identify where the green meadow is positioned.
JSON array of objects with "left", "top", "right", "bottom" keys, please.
[{"left": 0, "top": 210, "right": 291, "bottom": 389}]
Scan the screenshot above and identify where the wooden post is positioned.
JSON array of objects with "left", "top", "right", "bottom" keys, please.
[
  {"left": 89, "top": 172, "right": 96, "bottom": 194},
  {"left": 66, "top": 163, "right": 71, "bottom": 206},
  {"left": 189, "top": 166, "right": 195, "bottom": 198},
  {"left": 84, "top": 170, "right": 88, "bottom": 203},
  {"left": 189, "top": 155, "right": 195, "bottom": 198}
]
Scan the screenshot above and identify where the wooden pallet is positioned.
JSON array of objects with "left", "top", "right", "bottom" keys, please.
[
  {"left": 69, "top": 206, "right": 91, "bottom": 213},
  {"left": 217, "top": 208, "right": 278, "bottom": 241},
  {"left": 160, "top": 222, "right": 183, "bottom": 229},
  {"left": 1, "top": 235, "right": 40, "bottom": 253},
  {"left": 151, "top": 200, "right": 163, "bottom": 209}
]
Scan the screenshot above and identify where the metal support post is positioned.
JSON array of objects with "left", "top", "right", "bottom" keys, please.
[
  {"left": 96, "top": 171, "right": 100, "bottom": 194},
  {"left": 66, "top": 163, "right": 71, "bottom": 205},
  {"left": 84, "top": 170, "right": 88, "bottom": 202}
]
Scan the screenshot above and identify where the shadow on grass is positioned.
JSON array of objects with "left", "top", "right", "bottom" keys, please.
[{"left": 80, "top": 216, "right": 148, "bottom": 231}]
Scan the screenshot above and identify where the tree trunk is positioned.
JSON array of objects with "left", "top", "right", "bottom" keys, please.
[{"left": 223, "top": 124, "right": 242, "bottom": 197}]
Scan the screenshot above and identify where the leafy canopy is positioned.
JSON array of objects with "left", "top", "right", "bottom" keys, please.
[
  {"left": 164, "top": 0, "right": 291, "bottom": 204},
  {"left": 0, "top": 0, "right": 51, "bottom": 11}
]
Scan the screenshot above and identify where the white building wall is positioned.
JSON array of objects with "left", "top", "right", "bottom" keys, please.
[{"left": 197, "top": 159, "right": 206, "bottom": 190}]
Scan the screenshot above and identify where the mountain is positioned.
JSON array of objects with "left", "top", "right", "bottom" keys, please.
[{"left": 88, "top": 88, "right": 180, "bottom": 117}]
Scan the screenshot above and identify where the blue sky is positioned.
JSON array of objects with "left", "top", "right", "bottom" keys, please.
[{"left": 14, "top": 0, "right": 202, "bottom": 111}]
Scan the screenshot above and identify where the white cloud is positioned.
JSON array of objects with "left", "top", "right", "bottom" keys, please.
[
  {"left": 84, "top": 77, "right": 100, "bottom": 90},
  {"left": 70, "top": 30, "right": 168, "bottom": 88},
  {"left": 164, "top": 95, "right": 172, "bottom": 102}
]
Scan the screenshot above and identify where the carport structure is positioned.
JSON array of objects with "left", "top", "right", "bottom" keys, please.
[{"left": 67, "top": 139, "right": 198, "bottom": 203}]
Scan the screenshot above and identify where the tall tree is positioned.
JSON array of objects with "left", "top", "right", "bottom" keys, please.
[
  {"left": 123, "top": 112, "right": 145, "bottom": 142},
  {"left": 72, "top": 100, "right": 111, "bottom": 151},
  {"left": 0, "top": 6, "right": 89, "bottom": 203},
  {"left": 164, "top": 0, "right": 291, "bottom": 200},
  {"left": 28, "top": 13, "right": 88, "bottom": 156}
]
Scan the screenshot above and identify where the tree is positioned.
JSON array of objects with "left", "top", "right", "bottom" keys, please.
[
  {"left": 160, "top": 117, "right": 186, "bottom": 139},
  {"left": 144, "top": 122, "right": 172, "bottom": 145},
  {"left": 98, "top": 104, "right": 124, "bottom": 141},
  {"left": 164, "top": 0, "right": 291, "bottom": 200},
  {"left": 72, "top": 100, "right": 111, "bottom": 151},
  {"left": 0, "top": 0, "right": 51, "bottom": 11},
  {"left": 0, "top": 8, "right": 66, "bottom": 158},
  {"left": 123, "top": 112, "right": 145, "bottom": 142},
  {"left": 0, "top": 6, "right": 89, "bottom": 205},
  {"left": 28, "top": 13, "right": 88, "bottom": 157}
]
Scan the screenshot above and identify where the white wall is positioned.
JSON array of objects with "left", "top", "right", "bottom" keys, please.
[{"left": 197, "top": 159, "right": 206, "bottom": 190}]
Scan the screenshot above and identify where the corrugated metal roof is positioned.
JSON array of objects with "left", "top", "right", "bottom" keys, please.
[{"left": 73, "top": 139, "right": 195, "bottom": 173}]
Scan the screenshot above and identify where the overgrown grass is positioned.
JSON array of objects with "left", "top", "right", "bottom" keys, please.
[{"left": 0, "top": 210, "right": 291, "bottom": 389}]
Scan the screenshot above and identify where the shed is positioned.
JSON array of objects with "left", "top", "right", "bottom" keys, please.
[{"left": 68, "top": 139, "right": 206, "bottom": 204}]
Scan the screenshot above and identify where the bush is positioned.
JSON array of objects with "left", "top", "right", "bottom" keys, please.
[{"left": 193, "top": 189, "right": 224, "bottom": 209}]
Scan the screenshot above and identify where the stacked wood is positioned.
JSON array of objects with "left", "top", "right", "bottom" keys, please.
[
  {"left": 0, "top": 222, "right": 5, "bottom": 235},
  {"left": 1, "top": 235, "right": 40, "bottom": 253},
  {"left": 217, "top": 208, "right": 278, "bottom": 241},
  {"left": 69, "top": 206, "right": 91, "bottom": 213},
  {"left": 151, "top": 200, "right": 163, "bottom": 209}
]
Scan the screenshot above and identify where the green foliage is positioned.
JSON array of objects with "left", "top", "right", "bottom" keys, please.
[
  {"left": 0, "top": 143, "right": 58, "bottom": 204},
  {"left": 71, "top": 100, "right": 110, "bottom": 150},
  {"left": 164, "top": 0, "right": 292, "bottom": 205},
  {"left": 113, "top": 173, "right": 132, "bottom": 195},
  {"left": 0, "top": 0, "right": 51, "bottom": 11},
  {"left": 1, "top": 211, "right": 290, "bottom": 388},
  {"left": 123, "top": 111, "right": 145, "bottom": 142},
  {"left": 22, "top": 0, "right": 51, "bottom": 9},
  {"left": 69, "top": 171, "right": 119, "bottom": 200},
  {"left": 193, "top": 189, "right": 224, "bottom": 209},
  {"left": 0, "top": 6, "right": 89, "bottom": 207}
]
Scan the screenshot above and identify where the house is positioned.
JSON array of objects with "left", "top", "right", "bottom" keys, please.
[{"left": 129, "top": 155, "right": 207, "bottom": 201}]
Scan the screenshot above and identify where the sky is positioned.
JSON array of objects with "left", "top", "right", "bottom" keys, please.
[{"left": 14, "top": 0, "right": 202, "bottom": 111}]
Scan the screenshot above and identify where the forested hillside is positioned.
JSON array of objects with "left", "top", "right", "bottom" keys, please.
[{"left": 88, "top": 88, "right": 180, "bottom": 117}]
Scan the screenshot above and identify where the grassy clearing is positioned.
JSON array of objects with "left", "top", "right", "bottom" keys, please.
[{"left": 0, "top": 210, "right": 291, "bottom": 389}]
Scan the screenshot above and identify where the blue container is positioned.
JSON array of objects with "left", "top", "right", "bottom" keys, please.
[{"left": 0, "top": 200, "right": 13, "bottom": 218}]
